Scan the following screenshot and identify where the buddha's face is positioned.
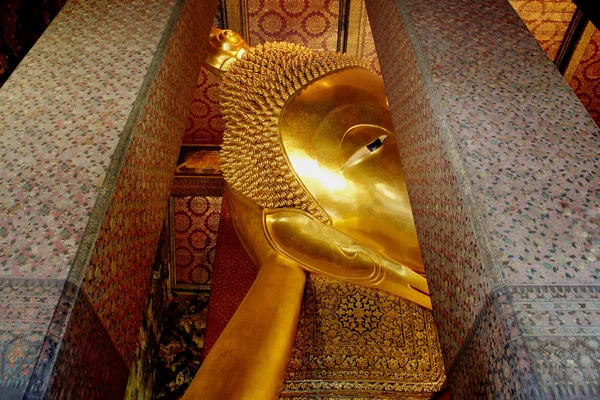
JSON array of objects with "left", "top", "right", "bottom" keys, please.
[{"left": 279, "top": 68, "right": 424, "bottom": 274}]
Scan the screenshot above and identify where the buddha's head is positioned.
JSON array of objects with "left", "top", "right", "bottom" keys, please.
[{"left": 220, "top": 42, "right": 425, "bottom": 277}]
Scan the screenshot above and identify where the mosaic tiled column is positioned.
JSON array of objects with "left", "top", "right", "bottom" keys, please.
[
  {"left": 365, "top": 0, "right": 600, "bottom": 398},
  {"left": 0, "top": 0, "right": 216, "bottom": 398}
]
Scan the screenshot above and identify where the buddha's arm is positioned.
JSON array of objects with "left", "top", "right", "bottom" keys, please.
[{"left": 182, "top": 256, "right": 306, "bottom": 400}]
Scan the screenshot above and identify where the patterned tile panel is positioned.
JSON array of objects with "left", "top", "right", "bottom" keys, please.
[
  {"left": 24, "top": 280, "right": 78, "bottom": 397},
  {"left": 80, "top": 0, "right": 216, "bottom": 368},
  {"left": 282, "top": 276, "right": 445, "bottom": 397},
  {"left": 511, "top": 284, "right": 600, "bottom": 398},
  {"left": 0, "top": 278, "right": 63, "bottom": 334},
  {"left": 508, "top": 0, "right": 576, "bottom": 60},
  {"left": 173, "top": 196, "right": 222, "bottom": 287},
  {"left": 0, "top": 331, "right": 51, "bottom": 400},
  {"left": 0, "top": 278, "right": 63, "bottom": 398},
  {"left": 452, "top": 285, "right": 600, "bottom": 399},
  {"left": 1, "top": 0, "right": 183, "bottom": 390},
  {"left": 0, "top": 0, "right": 175, "bottom": 281},
  {"left": 246, "top": 0, "right": 340, "bottom": 51},
  {"left": 41, "top": 291, "right": 129, "bottom": 400},
  {"left": 447, "top": 287, "right": 540, "bottom": 399},
  {"left": 0, "top": 0, "right": 216, "bottom": 397},
  {"left": 401, "top": 0, "right": 600, "bottom": 284}
]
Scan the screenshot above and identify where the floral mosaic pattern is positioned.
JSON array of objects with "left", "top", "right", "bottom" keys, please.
[
  {"left": 173, "top": 196, "right": 222, "bottom": 287},
  {"left": 247, "top": 0, "right": 340, "bottom": 51},
  {"left": 282, "top": 276, "right": 445, "bottom": 397},
  {"left": 0, "top": 278, "right": 64, "bottom": 397},
  {"left": 334, "top": 291, "right": 385, "bottom": 338}
]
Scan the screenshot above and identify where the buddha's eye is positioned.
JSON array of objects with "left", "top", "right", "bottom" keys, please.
[
  {"left": 367, "top": 138, "right": 383, "bottom": 152},
  {"left": 341, "top": 135, "right": 388, "bottom": 170}
]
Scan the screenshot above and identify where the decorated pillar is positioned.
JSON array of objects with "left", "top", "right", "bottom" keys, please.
[
  {"left": 0, "top": 0, "right": 216, "bottom": 397},
  {"left": 366, "top": 0, "right": 600, "bottom": 398}
]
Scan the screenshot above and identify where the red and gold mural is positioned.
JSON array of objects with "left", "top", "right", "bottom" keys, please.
[
  {"left": 182, "top": 65, "right": 224, "bottom": 145},
  {"left": 247, "top": 0, "right": 340, "bottom": 51},
  {"left": 173, "top": 196, "right": 222, "bottom": 287},
  {"left": 568, "top": 27, "right": 600, "bottom": 123}
]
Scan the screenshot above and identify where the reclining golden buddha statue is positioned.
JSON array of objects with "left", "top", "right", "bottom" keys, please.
[{"left": 183, "top": 27, "right": 431, "bottom": 400}]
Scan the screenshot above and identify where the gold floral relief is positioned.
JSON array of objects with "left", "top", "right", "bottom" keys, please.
[{"left": 281, "top": 275, "right": 445, "bottom": 398}]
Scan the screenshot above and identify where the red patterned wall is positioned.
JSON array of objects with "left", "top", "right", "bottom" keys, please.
[
  {"left": 247, "top": 0, "right": 340, "bottom": 51},
  {"left": 173, "top": 196, "right": 222, "bottom": 286},
  {"left": 509, "top": 0, "right": 575, "bottom": 60},
  {"left": 181, "top": 0, "right": 384, "bottom": 146},
  {"left": 203, "top": 195, "right": 257, "bottom": 356},
  {"left": 569, "top": 28, "right": 600, "bottom": 124},
  {"left": 182, "top": 64, "right": 224, "bottom": 145}
]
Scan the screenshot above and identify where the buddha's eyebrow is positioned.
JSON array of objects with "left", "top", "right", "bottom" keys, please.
[{"left": 340, "top": 123, "right": 391, "bottom": 149}]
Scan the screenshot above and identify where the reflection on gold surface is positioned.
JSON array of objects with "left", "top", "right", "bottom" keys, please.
[
  {"left": 184, "top": 39, "right": 440, "bottom": 400},
  {"left": 280, "top": 67, "right": 426, "bottom": 277}
]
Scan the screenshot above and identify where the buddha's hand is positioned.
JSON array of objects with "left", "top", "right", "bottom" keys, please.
[{"left": 263, "top": 208, "right": 432, "bottom": 309}]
